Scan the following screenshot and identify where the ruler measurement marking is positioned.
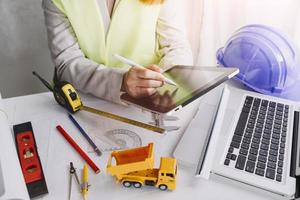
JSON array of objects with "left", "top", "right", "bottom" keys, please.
[{"left": 80, "top": 106, "right": 165, "bottom": 134}]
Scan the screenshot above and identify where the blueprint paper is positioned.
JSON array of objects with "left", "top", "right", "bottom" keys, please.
[{"left": 1, "top": 92, "right": 191, "bottom": 200}]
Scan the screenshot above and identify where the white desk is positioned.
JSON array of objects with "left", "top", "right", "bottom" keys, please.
[{"left": 1, "top": 91, "right": 278, "bottom": 200}]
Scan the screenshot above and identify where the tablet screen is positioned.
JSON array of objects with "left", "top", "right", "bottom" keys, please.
[{"left": 121, "top": 66, "right": 238, "bottom": 113}]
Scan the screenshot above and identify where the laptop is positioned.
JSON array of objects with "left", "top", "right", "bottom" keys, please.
[{"left": 173, "top": 83, "right": 300, "bottom": 198}]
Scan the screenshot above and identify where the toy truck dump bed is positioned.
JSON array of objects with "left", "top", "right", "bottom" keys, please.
[{"left": 107, "top": 143, "right": 154, "bottom": 176}]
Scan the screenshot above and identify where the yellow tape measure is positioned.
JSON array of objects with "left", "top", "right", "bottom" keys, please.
[
  {"left": 80, "top": 106, "right": 165, "bottom": 134},
  {"left": 32, "top": 71, "right": 165, "bottom": 134}
]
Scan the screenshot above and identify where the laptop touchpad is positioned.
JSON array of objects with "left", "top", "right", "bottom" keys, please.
[{"left": 175, "top": 102, "right": 219, "bottom": 166}]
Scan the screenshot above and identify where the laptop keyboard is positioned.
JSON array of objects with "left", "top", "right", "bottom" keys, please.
[{"left": 224, "top": 96, "right": 289, "bottom": 182}]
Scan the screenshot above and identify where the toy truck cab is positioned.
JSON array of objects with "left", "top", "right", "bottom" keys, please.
[
  {"left": 156, "top": 157, "right": 177, "bottom": 190},
  {"left": 106, "top": 143, "right": 177, "bottom": 191}
]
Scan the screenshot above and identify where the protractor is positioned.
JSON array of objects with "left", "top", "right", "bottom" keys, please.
[{"left": 103, "top": 129, "right": 142, "bottom": 150}]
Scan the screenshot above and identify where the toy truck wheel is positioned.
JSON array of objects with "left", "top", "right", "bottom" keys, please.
[
  {"left": 133, "top": 182, "right": 142, "bottom": 188},
  {"left": 123, "top": 181, "right": 132, "bottom": 188},
  {"left": 158, "top": 184, "right": 168, "bottom": 191}
]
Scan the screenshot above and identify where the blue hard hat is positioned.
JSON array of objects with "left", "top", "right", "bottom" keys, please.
[{"left": 217, "top": 24, "right": 300, "bottom": 101}]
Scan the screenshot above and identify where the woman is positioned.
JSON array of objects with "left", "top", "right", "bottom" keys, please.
[{"left": 42, "top": 0, "right": 193, "bottom": 104}]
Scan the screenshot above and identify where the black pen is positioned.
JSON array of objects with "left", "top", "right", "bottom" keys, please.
[{"left": 68, "top": 114, "right": 102, "bottom": 156}]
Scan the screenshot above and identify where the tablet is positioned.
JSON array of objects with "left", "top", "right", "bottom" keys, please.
[{"left": 121, "top": 66, "right": 239, "bottom": 114}]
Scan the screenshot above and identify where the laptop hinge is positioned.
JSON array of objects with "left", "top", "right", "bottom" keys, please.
[{"left": 290, "top": 111, "right": 300, "bottom": 198}]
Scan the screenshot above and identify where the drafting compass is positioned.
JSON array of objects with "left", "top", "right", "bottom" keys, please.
[{"left": 69, "top": 162, "right": 80, "bottom": 200}]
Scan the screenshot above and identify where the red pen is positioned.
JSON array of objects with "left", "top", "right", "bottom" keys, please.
[{"left": 56, "top": 125, "right": 100, "bottom": 174}]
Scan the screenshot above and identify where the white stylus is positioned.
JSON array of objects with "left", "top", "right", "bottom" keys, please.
[{"left": 113, "top": 54, "right": 177, "bottom": 86}]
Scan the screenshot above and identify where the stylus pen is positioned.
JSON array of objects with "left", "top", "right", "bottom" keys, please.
[
  {"left": 68, "top": 114, "right": 102, "bottom": 156},
  {"left": 56, "top": 125, "right": 100, "bottom": 174},
  {"left": 113, "top": 54, "right": 177, "bottom": 86}
]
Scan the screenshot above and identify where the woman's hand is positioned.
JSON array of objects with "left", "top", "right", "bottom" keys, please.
[{"left": 122, "top": 65, "right": 165, "bottom": 98}]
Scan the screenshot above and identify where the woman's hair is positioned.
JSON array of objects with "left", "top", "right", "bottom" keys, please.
[{"left": 140, "top": 0, "right": 165, "bottom": 4}]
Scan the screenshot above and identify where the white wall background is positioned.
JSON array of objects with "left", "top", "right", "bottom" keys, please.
[
  {"left": 182, "top": 0, "right": 300, "bottom": 66},
  {"left": 0, "top": 0, "right": 299, "bottom": 98},
  {"left": 0, "top": 0, "right": 53, "bottom": 98}
]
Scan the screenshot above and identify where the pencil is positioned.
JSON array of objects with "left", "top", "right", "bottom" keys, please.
[
  {"left": 82, "top": 163, "right": 89, "bottom": 200},
  {"left": 56, "top": 125, "right": 100, "bottom": 174},
  {"left": 68, "top": 114, "right": 102, "bottom": 156}
]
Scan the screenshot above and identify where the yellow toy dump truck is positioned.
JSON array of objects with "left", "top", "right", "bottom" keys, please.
[{"left": 106, "top": 143, "right": 177, "bottom": 191}]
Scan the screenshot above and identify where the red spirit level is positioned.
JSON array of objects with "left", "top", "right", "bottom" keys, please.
[{"left": 13, "top": 122, "right": 48, "bottom": 198}]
